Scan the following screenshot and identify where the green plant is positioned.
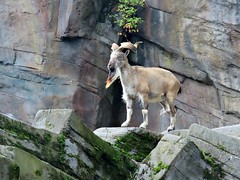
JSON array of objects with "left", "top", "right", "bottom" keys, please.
[
  {"left": 153, "top": 161, "right": 169, "bottom": 175},
  {"left": 114, "top": 0, "right": 145, "bottom": 34},
  {"left": 57, "top": 133, "right": 66, "bottom": 163},
  {"left": 35, "top": 170, "right": 42, "bottom": 176},
  {"left": 201, "top": 151, "right": 225, "bottom": 179}
]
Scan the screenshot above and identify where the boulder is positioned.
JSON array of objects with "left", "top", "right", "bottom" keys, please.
[
  {"left": 188, "top": 124, "right": 240, "bottom": 179},
  {"left": 135, "top": 123, "right": 240, "bottom": 179},
  {"left": 214, "top": 124, "right": 240, "bottom": 139},
  {"left": 0, "top": 0, "right": 240, "bottom": 133},
  {"left": 94, "top": 127, "right": 162, "bottom": 162},
  {"left": 0, "top": 110, "right": 137, "bottom": 179},
  {"left": 0, "top": 145, "right": 77, "bottom": 180},
  {"left": 0, "top": 154, "right": 19, "bottom": 180},
  {"left": 135, "top": 133, "right": 209, "bottom": 179}
]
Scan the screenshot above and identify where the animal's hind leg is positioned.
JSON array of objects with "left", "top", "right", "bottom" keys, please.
[
  {"left": 139, "top": 94, "right": 149, "bottom": 129},
  {"left": 166, "top": 95, "right": 177, "bottom": 132},
  {"left": 159, "top": 97, "right": 170, "bottom": 116}
]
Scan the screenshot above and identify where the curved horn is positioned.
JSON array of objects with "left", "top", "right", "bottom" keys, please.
[
  {"left": 120, "top": 42, "right": 137, "bottom": 51},
  {"left": 111, "top": 43, "right": 119, "bottom": 51},
  {"left": 133, "top": 41, "right": 142, "bottom": 48},
  {"left": 116, "top": 41, "right": 142, "bottom": 52}
]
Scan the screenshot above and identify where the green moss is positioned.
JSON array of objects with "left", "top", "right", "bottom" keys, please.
[
  {"left": 42, "top": 146, "right": 53, "bottom": 162},
  {"left": 114, "top": 131, "right": 159, "bottom": 162},
  {"left": 8, "top": 163, "right": 20, "bottom": 180},
  {"left": 0, "top": 114, "right": 41, "bottom": 144},
  {"left": 153, "top": 161, "right": 169, "bottom": 175},
  {"left": 57, "top": 133, "right": 66, "bottom": 164},
  {"left": 35, "top": 170, "right": 42, "bottom": 176},
  {"left": 43, "top": 132, "right": 52, "bottom": 145},
  {"left": 216, "top": 144, "right": 226, "bottom": 151},
  {"left": 201, "top": 151, "right": 225, "bottom": 179}
]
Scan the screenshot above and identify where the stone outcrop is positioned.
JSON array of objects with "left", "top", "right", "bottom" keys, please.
[
  {"left": 0, "top": 145, "right": 77, "bottom": 180},
  {"left": 94, "top": 127, "right": 162, "bottom": 162},
  {"left": 0, "top": 0, "right": 239, "bottom": 132},
  {"left": 95, "top": 124, "right": 240, "bottom": 179},
  {"left": 188, "top": 124, "right": 240, "bottom": 179},
  {"left": 0, "top": 110, "right": 137, "bottom": 180},
  {"left": 1, "top": 109, "right": 240, "bottom": 179}
]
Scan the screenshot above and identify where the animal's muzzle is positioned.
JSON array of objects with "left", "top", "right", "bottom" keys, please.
[
  {"left": 107, "top": 67, "right": 116, "bottom": 79},
  {"left": 107, "top": 63, "right": 116, "bottom": 79}
]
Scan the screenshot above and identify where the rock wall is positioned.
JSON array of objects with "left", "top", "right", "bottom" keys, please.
[
  {"left": 94, "top": 124, "right": 240, "bottom": 179},
  {"left": 116, "top": 0, "right": 240, "bottom": 131},
  {"left": 0, "top": 0, "right": 239, "bottom": 131},
  {"left": 0, "top": 0, "right": 118, "bottom": 129}
]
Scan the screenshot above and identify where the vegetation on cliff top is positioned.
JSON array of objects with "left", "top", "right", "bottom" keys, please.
[{"left": 112, "top": 0, "right": 145, "bottom": 34}]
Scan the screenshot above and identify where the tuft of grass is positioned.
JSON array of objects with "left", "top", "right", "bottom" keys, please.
[
  {"left": 153, "top": 161, "right": 169, "bottom": 175},
  {"left": 201, "top": 151, "right": 225, "bottom": 179}
]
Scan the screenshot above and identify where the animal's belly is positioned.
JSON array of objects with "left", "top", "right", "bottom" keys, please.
[{"left": 148, "top": 93, "right": 165, "bottom": 103}]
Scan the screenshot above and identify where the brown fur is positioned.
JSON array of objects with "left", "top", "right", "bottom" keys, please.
[{"left": 106, "top": 42, "right": 181, "bottom": 131}]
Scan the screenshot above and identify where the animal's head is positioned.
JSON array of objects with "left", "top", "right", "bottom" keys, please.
[{"left": 106, "top": 41, "right": 142, "bottom": 88}]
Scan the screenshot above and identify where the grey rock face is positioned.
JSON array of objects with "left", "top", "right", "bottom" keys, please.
[
  {"left": 188, "top": 124, "right": 240, "bottom": 179},
  {"left": 0, "top": 145, "right": 77, "bottom": 180},
  {"left": 0, "top": 0, "right": 118, "bottom": 129},
  {"left": 94, "top": 127, "right": 162, "bottom": 145},
  {"left": 1, "top": 110, "right": 240, "bottom": 179},
  {"left": 124, "top": 0, "right": 240, "bottom": 131},
  {"left": 0, "top": 154, "right": 19, "bottom": 180},
  {"left": 133, "top": 124, "right": 240, "bottom": 179},
  {"left": 0, "top": 110, "right": 137, "bottom": 180},
  {"left": 0, "top": 0, "right": 239, "bottom": 132}
]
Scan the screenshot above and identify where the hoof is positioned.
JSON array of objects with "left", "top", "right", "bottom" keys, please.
[
  {"left": 121, "top": 121, "right": 129, "bottom": 127},
  {"left": 167, "top": 126, "right": 175, "bottom": 132},
  {"left": 139, "top": 123, "right": 147, "bottom": 129}
]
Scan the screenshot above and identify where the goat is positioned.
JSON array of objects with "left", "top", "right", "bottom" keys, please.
[{"left": 106, "top": 42, "right": 181, "bottom": 131}]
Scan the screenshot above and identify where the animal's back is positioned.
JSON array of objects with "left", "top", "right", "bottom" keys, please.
[
  {"left": 133, "top": 66, "right": 179, "bottom": 84},
  {"left": 132, "top": 66, "right": 180, "bottom": 98}
]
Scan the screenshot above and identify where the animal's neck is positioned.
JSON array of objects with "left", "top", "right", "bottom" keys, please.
[{"left": 118, "top": 63, "right": 136, "bottom": 91}]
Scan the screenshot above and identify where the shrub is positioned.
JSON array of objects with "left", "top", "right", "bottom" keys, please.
[{"left": 114, "top": 0, "right": 145, "bottom": 34}]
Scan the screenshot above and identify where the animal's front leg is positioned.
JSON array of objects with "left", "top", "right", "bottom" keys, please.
[
  {"left": 139, "top": 94, "right": 149, "bottom": 129},
  {"left": 121, "top": 98, "right": 133, "bottom": 127}
]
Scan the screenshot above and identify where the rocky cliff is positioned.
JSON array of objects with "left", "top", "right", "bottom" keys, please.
[
  {"left": 0, "top": 0, "right": 239, "bottom": 132},
  {"left": 1, "top": 110, "right": 240, "bottom": 179}
]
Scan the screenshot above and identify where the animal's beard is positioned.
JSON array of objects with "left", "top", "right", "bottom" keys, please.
[{"left": 105, "top": 69, "right": 119, "bottom": 89}]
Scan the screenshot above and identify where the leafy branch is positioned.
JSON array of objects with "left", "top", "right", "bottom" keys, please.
[{"left": 113, "top": 0, "right": 145, "bottom": 34}]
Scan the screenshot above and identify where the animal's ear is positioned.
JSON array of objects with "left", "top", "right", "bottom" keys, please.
[
  {"left": 111, "top": 43, "right": 119, "bottom": 51},
  {"left": 125, "top": 50, "right": 130, "bottom": 56}
]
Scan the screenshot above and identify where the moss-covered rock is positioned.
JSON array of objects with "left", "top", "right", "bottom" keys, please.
[
  {"left": 113, "top": 129, "right": 161, "bottom": 162},
  {"left": 94, "top": 127, "right": 162, "bottom": 162},
  {"left": 0, "top": 154, "right": 20, "bottom": 180},
  {"left": 0, "top": 110, "right": 137, "bottom": 179},
  {"left": 0, "top": 145, "right": 76, "bottom": 180}
]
